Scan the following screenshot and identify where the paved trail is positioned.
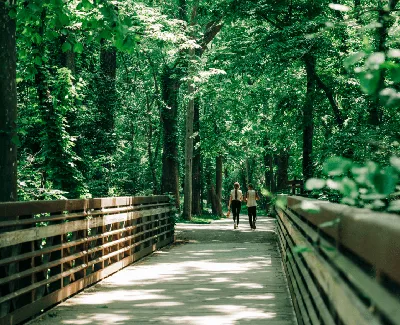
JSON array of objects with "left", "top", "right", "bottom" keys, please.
[{"left": 29, "top": 216, "right": 297, "bottom": 325}]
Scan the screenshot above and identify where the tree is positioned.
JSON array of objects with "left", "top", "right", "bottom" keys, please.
[{"left": 0, "top": 0, "right": 17, "bottom": 202}]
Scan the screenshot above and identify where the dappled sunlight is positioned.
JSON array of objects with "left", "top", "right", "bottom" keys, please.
[
  {"left": 30, "top": 217, "right": 296, "bottom": 325},
  {"left": 63, "top": 289, "right": 170, "bottom": 306},
  {"left": 231, "top": 282, "right": 264, "bottom": 289},
  {"left": 133, "top": 301, "right": 184, "bottom": 307},
  {"left": 233, "top": 294, "right": 275, "bottom": 300},
  {"left": 63, "top": 313, "right": 131, "bottom": 325}
]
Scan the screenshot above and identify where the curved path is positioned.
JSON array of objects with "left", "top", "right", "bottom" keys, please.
[{"left": 29, "top": 216, "right": 297, "bottom": 325}]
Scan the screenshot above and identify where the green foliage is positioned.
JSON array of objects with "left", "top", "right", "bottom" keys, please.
[{"left": 306, "top": 155, "right": 400, "bottom": 211}]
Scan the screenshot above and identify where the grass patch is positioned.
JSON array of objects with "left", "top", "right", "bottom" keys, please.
[{"left": 175, "top": 213, "right": 225, "bottom": 224}]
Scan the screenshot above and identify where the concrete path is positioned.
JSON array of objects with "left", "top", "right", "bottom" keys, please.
[{"left": 29, "top": 216, "right": 297, "bottom": 325}]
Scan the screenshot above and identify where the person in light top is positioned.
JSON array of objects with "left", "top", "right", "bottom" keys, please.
[
  {"left": 228, "top": 182, "right": 242, "bottom": 229},
  {"left": 245, "top": 184, "right": 260, "bottom": 230}
]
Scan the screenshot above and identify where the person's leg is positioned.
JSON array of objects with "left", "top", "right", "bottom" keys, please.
[
  {"left": 248, "top": 207, "right": 253, "bottom": 228},
  {"left": 237, "top": 202, "right": 241, "bottom": 225},
  {"left": 232, "top": 201, "right": 239, "bottom": 227},
  {"left": 251, "top": 207, "right": 257, "bottom": 229}
]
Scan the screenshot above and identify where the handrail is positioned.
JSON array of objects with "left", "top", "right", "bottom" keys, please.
[
  {"left": 275, "top": 195, "right": 400, "bottom": 325},
  {"left": 0, "top": 195, "right": 175, "bottom": 325}
]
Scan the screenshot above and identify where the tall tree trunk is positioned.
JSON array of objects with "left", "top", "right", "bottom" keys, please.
[
  {"left": 0, "top": 1, "right": 17, "bottom": 202},
  {"left": 215, "top": 155, "right": 223, "bottom": 216},
  {"left": 264, "top": 152, "right": 273, "bottom": 192},
  {"left": 302, "top": 54, "right": 316, "bottom": 180},
  {"left": 161, "top": 67, "right": 180, "bottom": 208},
  {"left": 192, "top": 99, "right": 201, "bottom": 215},
  {"left": 183, "top": 47, "right": 195, "bottom": 220},
  {"left": 276, "top": 150, "right": 289, "bottom": 192},
  {"left": 205, "top": 158, "right": 217, "bottom": 213},
  {"left": 93, "top": 39, "right": 117, "bottom": 196}
]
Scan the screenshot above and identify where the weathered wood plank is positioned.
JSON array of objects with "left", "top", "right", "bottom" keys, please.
[
  {"left": 278, "top": 207, "right": 381, "bottom": 325},
  {"left": 0, "top": 207, "right": 172, "bottom": 248},
  {"left": 282, "top": 207, "right": 400, "bottom": 325},
  {"left": 288, "top": 196, "right": 400, "bottom": 285}
]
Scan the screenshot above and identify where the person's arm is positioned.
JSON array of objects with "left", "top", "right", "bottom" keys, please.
[{"left": 256, "top": 191, "right": 260, "bottom": 200}]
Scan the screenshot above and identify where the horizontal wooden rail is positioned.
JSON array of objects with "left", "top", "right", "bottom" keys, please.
[
  {"left": 0, "top": 195, "right": 175, "bottom": 325},
  {"left": 275, "top": 195, "right": 400, "bottom": 325}
]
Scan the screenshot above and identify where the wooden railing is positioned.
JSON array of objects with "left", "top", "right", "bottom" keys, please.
[
  {"left": 0, "top": 195, "right": 174, "bottom": 325},
  {"left": 287, "top": 179, "right": 305, "bottom": 195},
  {"left": 275, "top": 195, "right": 400, "bottom": 325}
]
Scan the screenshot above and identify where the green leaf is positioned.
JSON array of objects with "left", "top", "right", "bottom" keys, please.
[
  {"left": 300, "top": 201, "right": 320, "bottom": 214},
  {"left": 341, "top": 177, "right": 358, "bottom": 199},
  {"left": 344, "top": 52, "right": 365, "bottom": 70},
  {"left": 305, "top": 178, "right": 326, "bottom": 191},
  {"left": 58, "top": 13, "right": 70, "bottom": 26},
  {"left": 341, "top": 197, "right": 356, "bottom": 206},
  {"left": 275, "top": 195, "right": 287, "bottom": 210},
  {"left": 389, "top": 67, "right": 400, "bottom": 83},
  {"left": 323, "top": 156, "right": 351, "bottom": 176},
  {"left": 11, "top": 135, "right": 21, "bottom": 146},
  {"left": 387, "top": 49, "right": 400, "bottom": 58},
  {"left": 293, "top": 246, "right": 313, "bottom": 254},
  {"left": 366, "top": 52, "right": 385, "bottom": 68},
  {"left": 358, "top": 70, "right": 380, "bottom": 95},
  {"left": 390, "top": 156, "right": 400, "bottom": 173},
  {"left": 387, "top": 200, "right": 400, "bottom": 212},
  {"left": 73, "top": 43, "right": 84, "bottom": 53},
  {"left": 373, "top": 167, "right": 397, "bottom": 195},
  {"left": 351, "top": 165, "right": 369, "bottom": 184},
  {"left": 61, "top": 42, "right": 72, "bottom": 53},
  {"left": 8, "top": 8, "right": 17, "bottom": 19},
  {"left": 318, "top": 218, "right": 340, "bottom": 228},
  {"left": 34, "top": 56, "right": 42, "bottom": 66}
]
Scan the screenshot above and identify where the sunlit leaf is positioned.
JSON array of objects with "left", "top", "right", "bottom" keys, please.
[
  {"left": 344, "top": 52, "right": 365, "bottom": 70},
  {"left": 61, "top": 42, "right": 72, "bottom": 53},
  {"left": 328, "top": 3, "right": 351, "bottom": 11},
  {"left": 323, "top": 156, "right": 351, "bottom": 176},
  {"left": 318, "top": 218, "right": 340, "bottom": 228},
  {"left": 305, "top": 178, "right": 326, "bottom": 190},
  {"left": 300, "top": 201, "right": 320, "bottom": 214}
]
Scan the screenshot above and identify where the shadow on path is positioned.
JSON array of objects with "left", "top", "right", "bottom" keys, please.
[{"left": 29, "top": 217, "right": 297, "bottom": 325}]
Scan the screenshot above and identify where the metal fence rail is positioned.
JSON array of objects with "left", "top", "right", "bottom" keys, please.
[
  {"left": 275, "top": 195, "right": 400, "bottom": 325},
  {"left": 0, "top": 195, "right": 175, "bottom": 325}
]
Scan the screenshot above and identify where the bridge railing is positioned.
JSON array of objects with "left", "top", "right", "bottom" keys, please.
[
  {"left": 275, "top": 195, "right": 400, "bottom": 325},
  {"left": 0, "top": 195, "right": 175, "bottom": 325}
]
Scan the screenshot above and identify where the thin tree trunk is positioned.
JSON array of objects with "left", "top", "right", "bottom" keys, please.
[
  {"left": 314, "top": 73, "right": 344, "bottom": 127},
  {"left": 161, "top": 67, "right": 180, "bottom": 208},
  {"left": 0, "top": 1, "right": 17, "bottom": 202},
  {"left": 302, "top": 54, "right": 316, "bottom": 180},
  {"left": 276, "top": 150, "right": 289, "bottom": 192},
  {"left": 215, "top": 155, "right": 223, "bottom": 216},
  {"left": 192, "top": 99, "right": 201, "bottom": 215},
  {"left": 183, "top": 46, "right": 195, "bottom": 220}
]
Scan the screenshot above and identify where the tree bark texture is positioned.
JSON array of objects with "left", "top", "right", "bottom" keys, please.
[
  {"left": 161, "top": 67, "right": 180, "bottom": 208},
  {"left": 276, "top": 150, "right": 289, "bottom": 192},
  {"left": 302, "top": 54, "right": 316, "bottom": 181},
  {"left": 192, "top": 99, "right": 201, "bottom": 215},
  {"left": 97, "top": 40, "right": 117, "bottom": 154},
  {"left": 0, "top": 1, "right": 17, "bottom": 202},
  {"left": 215, "top": 156, "right": 223, "bottom": 216},
  {"left": 183, "top": 48, "right": 195, "bottom": 220}
]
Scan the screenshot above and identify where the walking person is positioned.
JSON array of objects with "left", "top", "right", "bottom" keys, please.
[
  {"left": 245, "top": 184, "right": 260, "bottom": 230},
  {"left": 228, "top": 182, "right": 242, "bottom": 229}
]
